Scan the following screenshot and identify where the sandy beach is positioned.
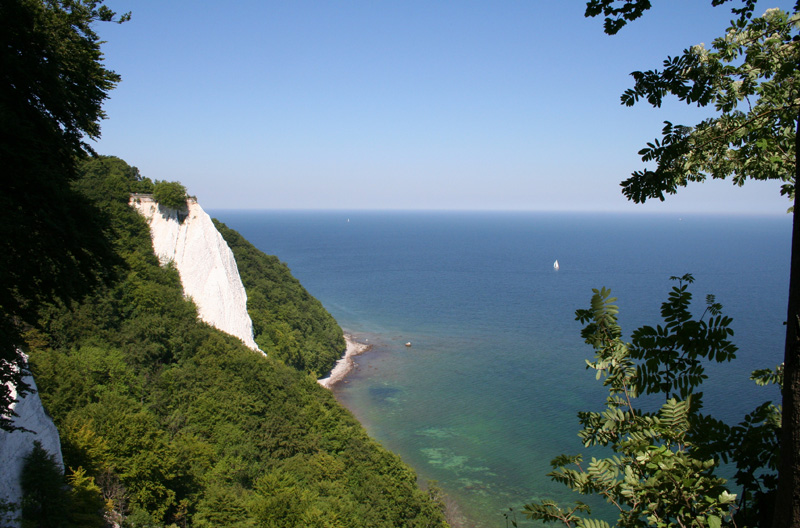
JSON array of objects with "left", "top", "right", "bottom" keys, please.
[{"left": 318, "top": 334, "right": 371, "bottom": 389}]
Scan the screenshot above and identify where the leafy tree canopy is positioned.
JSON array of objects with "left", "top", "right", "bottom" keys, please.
[
  {"left": 522, "top": 278, "right": 780, "bottom": 528},
  {"left": 584, "top": 3, "right": 800, "bottom": 206},
  {"left": 585, "top": 0, "right": 759, "bottom": 35},
  {"left": 0, "top": 0, "right": 128, "bottom": 431},
  {"left": 624, "top": 8, "right": 797, "bottom": 206},
  {"left": 581, "top": 2, "right": 800, "bottom": 525},
  {"left": 153, "top": 180, "right": 189, "bottom": 211}
]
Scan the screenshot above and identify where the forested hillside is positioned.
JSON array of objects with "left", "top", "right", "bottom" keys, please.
[
  {"left": 22, "top": 156, "right": 448, "bottom": 527},
  {"left": 215, "top": 220, "right": 345, "bottom": 376}
]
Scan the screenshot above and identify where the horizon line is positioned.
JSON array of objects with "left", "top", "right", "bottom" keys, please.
[{"left": 205, "top": 207, "right": 790, "bottom": 218}]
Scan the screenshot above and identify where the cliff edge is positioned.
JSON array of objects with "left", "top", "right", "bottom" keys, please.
[{"left": 130, "top": 196, "right": 261, "bottom": 353}]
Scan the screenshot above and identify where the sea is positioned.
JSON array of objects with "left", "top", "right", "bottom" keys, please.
[{"left": 211, "top": 210, "right": 790, "bottom": 528}]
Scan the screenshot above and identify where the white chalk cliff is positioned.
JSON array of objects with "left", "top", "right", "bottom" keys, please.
[
  {"left": 0, "top": 359, "right": 63, "bottom": 521},
  {"left": 130, "top": 196, "right": 261, "bottom": 353}
]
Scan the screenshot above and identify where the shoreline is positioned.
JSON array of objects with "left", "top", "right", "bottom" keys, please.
[{"left": 318, "top": 333, "right": 371, "bottom": 389}]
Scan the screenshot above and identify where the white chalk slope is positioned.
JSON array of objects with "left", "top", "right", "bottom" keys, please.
[
  {"left": 0, "top": 364, "right": 63, "bottom": 520},
  {"left": 131, "top": 196, "right": 261, "bottom": 353}
]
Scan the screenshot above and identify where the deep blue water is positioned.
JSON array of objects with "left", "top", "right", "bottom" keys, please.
[{"left": 212, "top": 210, "right": 790, "bottom": 527}]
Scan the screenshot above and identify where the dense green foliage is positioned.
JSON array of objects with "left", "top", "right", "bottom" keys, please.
[
  {"left": 1, "top": 0, "right": 127, "bottom": 431},
  {"left": 214, "top": 221, "right": 346, "bottom": 376},
  {"left": 23, "top": 156, "right": 448, "bottom": 527},
  {"left": 153, "top": 180, "right": 189, "bottom": 211},
  {"left": 522, "top": 277, "right": 780, "bottom": 527}
]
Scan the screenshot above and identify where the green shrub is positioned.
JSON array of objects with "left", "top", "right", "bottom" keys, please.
[{"left": 152, "top": 180, "right": 188, "bottom": 210}]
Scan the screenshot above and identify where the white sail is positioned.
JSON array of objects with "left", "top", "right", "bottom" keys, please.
[{"left": 554, "top": 260, "right": 559, "bottom": 271}]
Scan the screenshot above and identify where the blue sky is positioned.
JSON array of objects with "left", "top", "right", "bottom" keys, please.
[{"left": 93, "top": 0, "right": 794, "bottom": 214}]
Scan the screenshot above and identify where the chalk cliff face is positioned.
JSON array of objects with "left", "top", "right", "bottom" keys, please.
[
  {"left": 131, "top": 196, "right": 261, "bottom": 353},
  {"left": 0, "top": 361, "right": 63, "bottom": 519}
]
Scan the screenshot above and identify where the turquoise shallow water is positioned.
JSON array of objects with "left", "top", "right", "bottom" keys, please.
[{"left": 213, "top": 210, "right": 789, "bottom": 527}]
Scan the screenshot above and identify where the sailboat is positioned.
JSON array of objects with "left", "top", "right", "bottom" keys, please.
[{"left": 553, "top": 260, "right": 559, "bottom": 271}]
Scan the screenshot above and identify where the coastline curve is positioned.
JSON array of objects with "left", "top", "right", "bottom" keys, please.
[{"left": 318, "top": 334, "right": 371, "bottom": 389}]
